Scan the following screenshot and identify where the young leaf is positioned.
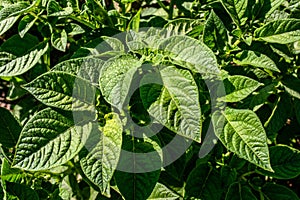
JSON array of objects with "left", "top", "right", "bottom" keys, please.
[
  {"left": 140, "top": 66, "right": 202, "bottom": 142},
  {"left": 225, "top": 182, "right": 257, "bottom": 200},
  {"left": 257, "top": 145, "right": 300, "bottom": 179},
  {"left": 0, "top": 107, "right": 21, "bottom": 148},
  {"left": 51, "top": 29, "right": 68, "bottom": 52},
  {"left": 203, "top": 10, "right": 228, "bottom": 53},
  {"left": 234, "top": 50, "right": 280, "bottom": 72},
  {"left": 18, "top": 15, "right": 37, "bottom": 38},
  {"left": 254, "top": 19, "right": 300, "bottom": 44},
  {"left": 99, "top": 55, "right": 142, "bottom": 110},
  {"left": 222, "top": 75, "right": 263, "bottom": 102},
  {"left": 185, "top": 163, "right": 222, "bottom": 200},
  {"left": 23, "top": 71, "right": 97, "bottom": 111},
  {"left": 158, "top": 35, "right": 219, "bottom": 77},
  {"left": 80, "top": 113, "right": 123, "bottom": 196},
  {"left": 13, "top": 108, "right": 90, "bottom": 170},
  {"left": 261, "top": 183, "right": 300, "bottom": 200},
  {"left": 147, "top": 183, "right": 179, "bottom": 200},
  {"left": 0, "top": 42, "right": 48, "bottom": 76},
  {"left": 212, "top": 108, "right": 273, "bottom": 171}
]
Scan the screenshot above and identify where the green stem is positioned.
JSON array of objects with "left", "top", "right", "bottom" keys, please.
[
  {"left": 157, "top": 0, "right": 168, "bottom": 13},
  {"left": 168, "top": 0, "right": 175, "bottom": 20}
]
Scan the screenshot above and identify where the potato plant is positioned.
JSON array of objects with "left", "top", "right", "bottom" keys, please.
[{"left": 0, "top": 0, "right": 300, "bottom": 199}]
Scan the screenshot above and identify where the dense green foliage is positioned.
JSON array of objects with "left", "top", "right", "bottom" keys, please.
[{"left": 0, "top": 0, "right": 300, "bottom": 199}]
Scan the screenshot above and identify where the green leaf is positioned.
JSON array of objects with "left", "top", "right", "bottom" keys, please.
[
  {"left": 249, "top": 83, "right": 276, "bottom": 111},
  {"left": 261, "top": 183, "right": 300, "bottom": 200},
  {"left": 0, "top": 34, "right": 39, "bottom": 56},
  {"left": 47, "top": 0, "right": 73, "bottom": 16},
  {"left": 222, "top": 75, "right": 263, "bottom": 102},
  {"left": 254, "top": 19, "right": 300, "bottom": 44},
  {"left": 18, "top": 15, "right": 38, "bottom": 38},
  {"left": 220, "top": 0, "right": 248, "bottom": 26},
  {"left": 59, "top": 175, "right": 75, "bottom": 200},
  {"left": 259, "top": 0, "right": 286, "bottom": 19},
  {"left": 212, "top": 108, "right": 273, "bottom": 171},
  {"left": 1, "top": 158, "right": 24, "bottom": 183},
  {"left": 234, "top": 50, "right": 280, "bottom": 72},
  {"left": 185, "top": 163, "right": 222, "bottom": 200},
  {"left": 80, "top": 113, "right": 123, "bottom": 196},
  {"left": 203, "top": 10, "right": 228, "bottom": 52},
  {"left": 258, "top": 145, "right": 300, "bottom": 179},
  {"left": 0, "top": 16, "right": 19, "bottom": 36},
  {"left": 0, "top": 1, "right": 31, "bottom": 36},
  {"left": 99, "top": 55, "right": 142, "bottom": 110},
  {"left": 0, "top": 107, "right": 21, "bottom": 148},
  {"left": 225, "top": 182, "right": 257, "bottom": 200},
  {"left": 158, "top": 35, "right": 219, "bottom": 76},
  {"left": 0, "top": 42, "right": 48, "bottom": 76},
  {"left": 13, "top": 108, "right": 90, "bottom": 170},
  {"left": 114, "top": 137, "right": 161, "bottom": 200},
  {"left": 23, "top": 71, "right": 97, "bottom": 111},
  {"left": 51, "top": 29, "right": 68, "bottom": 52},
  {"left": 140, "top": 66, "right": 202, "bottom": 142},
  {"left": 67, "top": 23, "right": 85, "bottom": 36},
  {"left": 282, "top": 76, "right": 300, "bottom": 99},
  {"left": 147, "top": 183, "right": 179, "bottom": 200},
  {"left": 52, "top": 57, "right": 104, "bottom": 87},
  {"left": 5, "top": 182, "right": 39, "bottom": 200}
]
